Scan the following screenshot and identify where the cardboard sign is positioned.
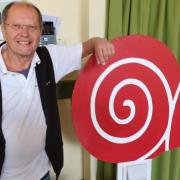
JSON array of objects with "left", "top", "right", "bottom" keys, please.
[{"left": 72, "top": 35, "right": 180, "bottom": 163}]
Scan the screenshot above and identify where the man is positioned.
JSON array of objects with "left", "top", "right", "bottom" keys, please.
[{"left": 0, "top": 1, "right": 115, "bottom": 180}]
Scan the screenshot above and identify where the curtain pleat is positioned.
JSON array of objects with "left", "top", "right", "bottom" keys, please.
[
  {"left": 96, "top": 160, "right": 117, "bottom": 180},
  {"left": 152, "top": 149, "right": 180, "bottom": 180},
  {"left": 97, "top": 0, "right": 180, "bottom": 179}
]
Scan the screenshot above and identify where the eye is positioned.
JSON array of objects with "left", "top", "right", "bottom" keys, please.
[
  {"left": 12, "top": 24, "right": 21, "bottom": 30},
  {"left": 28, "top": 25, "right": 40, "bottom": 32},
  {"left": 28, "top": 25, "right": 36, "bottom": 30}
]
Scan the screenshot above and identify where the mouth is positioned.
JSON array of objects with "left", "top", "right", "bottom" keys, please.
[{"left": 17, "top": 41, "right": 31, "bottom": 45}]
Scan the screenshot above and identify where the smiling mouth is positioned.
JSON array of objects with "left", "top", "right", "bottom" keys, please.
[{"left": 17, "top": 41, "right": 31, "bottom": 45}]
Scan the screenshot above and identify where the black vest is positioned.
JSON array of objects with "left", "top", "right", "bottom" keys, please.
[{"left": 0, "top": 45, "right": 63, "bottom": 179}]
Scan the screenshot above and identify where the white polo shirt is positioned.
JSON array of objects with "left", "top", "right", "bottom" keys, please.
[{"left": 0, "top": 43, "right": 82, "bottom": 180}]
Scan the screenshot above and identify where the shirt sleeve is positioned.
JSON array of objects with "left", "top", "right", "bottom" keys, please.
[{"left": 46, "top": 43, "right": 82, "bottom": 83}]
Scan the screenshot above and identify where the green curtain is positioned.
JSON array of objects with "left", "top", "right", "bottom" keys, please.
[{"left": 97, "top": 0, "right": 180, "bottom": 179}]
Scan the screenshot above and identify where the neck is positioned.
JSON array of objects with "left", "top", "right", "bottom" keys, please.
[{"left": 2, "top": 47, "right": 33, "bottom": 72}]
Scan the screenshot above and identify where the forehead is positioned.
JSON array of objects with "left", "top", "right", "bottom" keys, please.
[{"left": 6, "top": 4, "right": 39, "bottom": 23}]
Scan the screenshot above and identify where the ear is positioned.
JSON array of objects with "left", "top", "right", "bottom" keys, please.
[{"left": 0, "top": 25, "right": 6, "bottom": 41}]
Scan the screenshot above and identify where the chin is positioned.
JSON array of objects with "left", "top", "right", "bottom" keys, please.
[{"left": 18, "top": 52, "right": 34, "bottom": 58}]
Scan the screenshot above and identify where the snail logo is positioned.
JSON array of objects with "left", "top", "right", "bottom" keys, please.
[{"left": 72, "top": 35, "right": 180, "bottom": 163}]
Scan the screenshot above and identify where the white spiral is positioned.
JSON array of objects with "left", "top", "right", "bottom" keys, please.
[
  {"left": 108, "top": 79, "right": 153, "bottom": 143},
  {"left": 90, "top": 57, "right": 178, "bottom": 158}
]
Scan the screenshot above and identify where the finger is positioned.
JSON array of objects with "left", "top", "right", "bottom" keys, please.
[
  {"left": 101, "top": 45, "right": 114, "bottom": 63},
  {"left": 95, "top": 41, "right": 115, "bottom": 65},
  {"left": 95, "top": 47, "right": 106, "bottom": 65},
  {"left": 106, "top": 43, "right": 115, "bottom": 58},
  {"left": 111, "top": 43, "right": 115, "bottom": 56}
]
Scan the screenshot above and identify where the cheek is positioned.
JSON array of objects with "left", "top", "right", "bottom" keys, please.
[
  {"left": 3, "top": 31, "right": 17, "bottom": 42},
  {"left": 2, "top": 31, "right": 10, "bottom": 41}
]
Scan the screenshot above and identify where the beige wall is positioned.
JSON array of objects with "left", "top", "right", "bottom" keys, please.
[
  {"left": 28, "top": 0, "right": 106, "bottom": 43},
  {"left": 29, "top": 0, "right": 85, "bottom": 43}
]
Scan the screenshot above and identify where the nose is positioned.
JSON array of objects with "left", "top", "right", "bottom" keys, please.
[{"left": 20, "top": 26, "right": 30, "bottom": 35}]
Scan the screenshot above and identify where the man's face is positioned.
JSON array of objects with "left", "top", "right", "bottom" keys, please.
[{"left": 2, "top": 4, "right": 41, "bottom": 58}]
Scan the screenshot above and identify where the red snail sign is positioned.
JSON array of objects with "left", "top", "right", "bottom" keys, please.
[{"left": 72, "top": 35, "right": 180, "bottom": 163}]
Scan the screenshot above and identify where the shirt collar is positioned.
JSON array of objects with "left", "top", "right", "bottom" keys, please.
[{"left": 0, "top": 44, "right": 8, "bottom": 77}]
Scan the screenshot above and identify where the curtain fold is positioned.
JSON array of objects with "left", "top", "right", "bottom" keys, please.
[
  {"left": 152, "top": 148, "right": 180, "bottom": 180},
  {"left": 96, "top": 160, "right": 117, "bottom": 180},
  {"left": 97, "top": 0, "right": 180, "bottom": 179}
]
